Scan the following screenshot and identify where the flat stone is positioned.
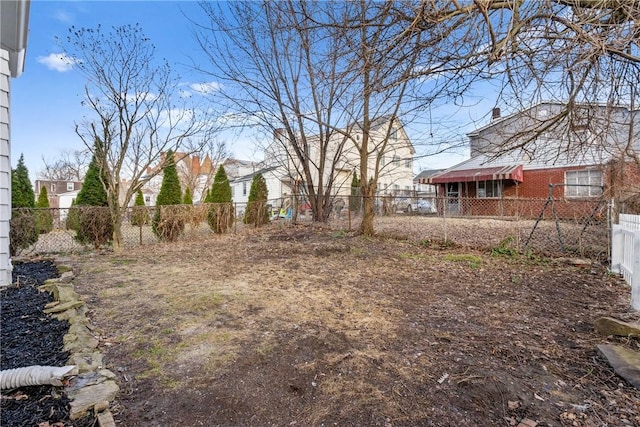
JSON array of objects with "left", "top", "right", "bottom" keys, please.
[
  {"left": 94, "top": 400, "right": 110, "bottom": 413},
  {"left": 57, "top": 285, "right": 80, "bottom": 304},
  {"left": 68, "top": 322, "right": 92, "bottom": 336},
  {"left": 68, "top": 380, "right": 119, "bottom": 420},
  {"left": 97, "top": 410, "right": 117, "bottom": 427},
  {"left": 68, "top": 371, "right": 112, "bottom": 391},
  {"left": 43, "top": 300, "right": 84, "bottom": 314},
  {"left": 596, "top": 344, "right": 640, "bottom": 389},
  {"left": 64, "top": 333, "right": 99, "bottom": 352},
  {"left": 98, "top": 369, "right": 116, "bottom": 380},
  {"left": 39, "top": 282, "right": 74, "bottom": 300},
  {"left": 68, "top": 352, "right": 104, "bottom": 373},
  {"left": 594, "top": 317, "right": 640, "bottom": 338},
  {"left": 517, "top": 419, "right": 538, "bottom": 427},
  {"left": 56, "top": 264, "right": 74, "bottom": 274},
  {"left": 60, "top": 271, "right": 75, "bottom": 283}
]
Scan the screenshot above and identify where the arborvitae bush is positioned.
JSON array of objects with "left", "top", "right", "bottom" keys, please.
[
  {"left": 131, "top": 189, "right": 149, "bottom": 226},
  {"left": 152, "top": 150, "right": 185, "bottom": 241},
  {"left": 183, "top": 187, "right": 193, "bottom": 205},
  {"left": 12, "top": 154, "right": 35, "bottom": 208},
  {"left": 207, "top": 165, "right": 234, "bottom": 233},
  {"left": 74, "top": 149, "right": 113, "bottom": 248},
  {"left": 243, "top": 173, "right": 269, "bottom": 227},
  {"left": 35, "top": 186, "right": 54, "bottom": 233},
  {"left": 65, "top": 199, "right": 80, "bottom": 231},
  {"left": 349, "top": 169, "right": 361, "bottom": 214},
  {"left": 10, "top": 154, "right": 37, "bottom": 254}
]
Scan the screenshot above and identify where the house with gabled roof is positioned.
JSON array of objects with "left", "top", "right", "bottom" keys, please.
[
  {"left": 264, "top": 116, "right": 415, "bottom": 202},
  {"left": 418, "top": 102, "right": 640, "bottom": 217}
]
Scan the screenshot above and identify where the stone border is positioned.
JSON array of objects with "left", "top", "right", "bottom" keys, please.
[{"left": 39, "top": 262, "right": 119, "bottom": 426}]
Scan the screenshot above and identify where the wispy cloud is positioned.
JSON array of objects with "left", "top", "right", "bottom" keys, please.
[
  {"left": 189, "top": 82, "right": 223, "bottom": 95},
  {"left": 53, "top": 10, "right": 73, "bottom": 23},
  {"left": 37, "top": 53, "right": 78, "bottom": 72}
]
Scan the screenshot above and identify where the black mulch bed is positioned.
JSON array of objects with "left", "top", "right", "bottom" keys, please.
[{"left": 1, "top": 261, "right": 96, "bottom": 427}]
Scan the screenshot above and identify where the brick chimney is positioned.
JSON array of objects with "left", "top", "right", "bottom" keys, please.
[
  {"left": 192, "top": 155, "right": 201, "bottom": 175},
  {"left": 492, "top": 107, "right": 501, "bottom": 120}
]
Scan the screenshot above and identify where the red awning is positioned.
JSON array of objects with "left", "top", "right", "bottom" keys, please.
[{"left": 420, "top": 164, "right": 524, "bottom": 184}]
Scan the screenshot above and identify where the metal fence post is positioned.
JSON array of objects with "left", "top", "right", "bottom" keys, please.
[{"left": 610, "top": 224, "right": 622, "bottom": 274}]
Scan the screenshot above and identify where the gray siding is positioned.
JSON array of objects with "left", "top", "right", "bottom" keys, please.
[{"left": 0, "top": 49, "right": 11, "bottom": 285}]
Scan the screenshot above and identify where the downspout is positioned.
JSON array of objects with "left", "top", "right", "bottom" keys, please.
[{"left": 0, "top": 365, "right": 76, "bottom": 389}]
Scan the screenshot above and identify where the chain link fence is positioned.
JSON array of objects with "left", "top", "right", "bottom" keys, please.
[{"left": 10, "top": 195, "right": 611, "bottom": 261}]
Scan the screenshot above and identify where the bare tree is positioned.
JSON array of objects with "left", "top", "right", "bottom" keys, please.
[
  {"left": 193, "top": 1, "right": 479, "bottom": 232},
  {"left": 194, "top": 1, "right": 362, "bottom": 222},
  {"left": 38, "top": 149, "right": 90, "bottom": 181},
  {"left": 402, "top": 1, "right": 640, "bottom": 156},
  {"left": 62, "top": 24, "right": 212, "bottom": 251}
]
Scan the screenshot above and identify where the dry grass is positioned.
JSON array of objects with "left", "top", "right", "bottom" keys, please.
[{"left": 66, "top": 222, "right": 636, "bottom": 426}]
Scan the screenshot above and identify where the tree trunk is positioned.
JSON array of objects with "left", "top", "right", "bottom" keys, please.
[
  {"left": 108, "top": 192, "right": 124, "bottom": 253},
  {"left": 359, "top": 183, "right": 375, "bottom": 236},
  {"left": 112, "top": 213, "right": 124, "bottom": 253}
]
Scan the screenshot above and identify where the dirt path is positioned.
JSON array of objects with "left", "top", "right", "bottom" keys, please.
[{"left": 69, "top": 225, "right": 639, "bottom": 426}]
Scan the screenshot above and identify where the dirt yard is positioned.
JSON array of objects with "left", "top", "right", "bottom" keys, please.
[{"left": 66, "top": 221, "right": 639, "bottom": 426}]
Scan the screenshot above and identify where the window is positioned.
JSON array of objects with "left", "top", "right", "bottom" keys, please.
[
  {"left": 405, "top": 159, "right": 412, "bottom": 169},
  {"left": 67, "top": 182, "right": 74, "bottom": 191},
  {"left": 390, "top": 127, "right": 397, "bottom": 141},
  {"left": 242, "top": 181, "right": 247, "bottom": 196},
  {"left": 145, "top": 196, "right": 151, "bottom": 204},
  {"left": 356, "top": 134, "right": 360, "bottom": 141},
  {"left": 381, "top": 156, "right": 386, "bottom": 166},
  {"left": 477, "top": 180, "right": 502, "bottom": 198},
  {"left": 51, "top": 183, "right": 56, "bottom": 193},
  {"left": 565, "top": 170, "right": 603, "bottom": 198},
  {"left": 392, "top": 155, "right": 400, "bottom": 164}
]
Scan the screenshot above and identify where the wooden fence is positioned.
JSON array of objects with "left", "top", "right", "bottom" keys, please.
[{"left": 611, "top": 214, "right": 640, "bottom": 310}]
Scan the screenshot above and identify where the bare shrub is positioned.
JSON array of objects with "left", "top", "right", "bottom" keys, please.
[
  {"left": 207, "top": 202, "right": 234, "bottom": 233},
  {"left": 75, "top": 206, "right": 113, "bottom": 249},
  {"left": 9, "top": 209, "right": 37, "bottom": 256},
  {"left": 153, "top": 205, "right": 186, "bottom": 242}
]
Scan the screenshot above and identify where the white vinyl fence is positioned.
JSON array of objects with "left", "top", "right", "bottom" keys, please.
[{"left": 611, "top": 214, "right": 640, "bottom": 310}]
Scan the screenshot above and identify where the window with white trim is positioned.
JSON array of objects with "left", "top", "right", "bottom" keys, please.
[
  {"left": 477, "top": 180, "right": 502, "bottom": 198},
  {"left": 242, "top": 181, "right": 247, "bottom": 196},
  {"left": 565, "top": 170, "right": 602, "bottom": 198},
  {"left": 67, "top": 182, "right": 74, "bottom": 191}
]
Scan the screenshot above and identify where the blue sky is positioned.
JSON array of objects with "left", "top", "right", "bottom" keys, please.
[{"left": 12, "top": 1, "right": 482, "bottom": 180}]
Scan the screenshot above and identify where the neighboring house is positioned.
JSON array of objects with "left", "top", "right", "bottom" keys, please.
[
  {"left": 1, "top": 0, "right": 30, "bottom": 286},
  {"left": 230, "top": 166, "right": 288, "bottom": 213},
  {"left": 56, "top": 189, "right": 80, "bottom": 221},
  {"left": 142, "top": 153, "right": 259, "bottom": 205},
  {"left": 264, "top": 116, "right": 415, "bottom": 201},
  {"left": 34, "top": 179, "right": 82, "bottom": 208},
  {"left": 414, "top": 169, "right": 442, "bottom": 196},
  {"left": 418, "top": 102, "right": 640, "bottom": 217}
]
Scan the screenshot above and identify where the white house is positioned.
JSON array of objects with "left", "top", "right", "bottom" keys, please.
[
  {"left": 56, "top": 190, "right": 80, "bottom": 221},
  {"left": 230, "top": 165, "right": 290, "bottom": 214},
  {"left": 264, "top": 116, "right": 415, "bottom": 201},
  {"left": 1, "top": 0, "right": 30, "bottom": 286}
]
